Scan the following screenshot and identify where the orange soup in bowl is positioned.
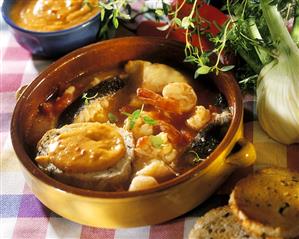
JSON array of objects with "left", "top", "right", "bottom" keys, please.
[{"left": 10, "top": 0, "right": 100, "bottom": 32}]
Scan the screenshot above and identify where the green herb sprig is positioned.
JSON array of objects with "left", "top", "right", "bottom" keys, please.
[
  {"left": 122, "top": 108, "right": 143, "bottom": 130},
  {"left": 121, "top": 104, "right": 157, "bottom": 130},
  {"left": 83, "top": 0, "right": 170, "bottom": 40},
  {"left": 162, "top": 0, "right": 235, "bottom": 78}
]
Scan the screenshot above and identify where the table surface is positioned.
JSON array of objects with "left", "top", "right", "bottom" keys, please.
[{"left": 1, "top": 4, "right": 299, "bottom": 239}]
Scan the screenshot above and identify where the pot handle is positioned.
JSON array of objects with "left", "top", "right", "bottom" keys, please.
[{"left": 225, "top": 138, "right": 256, "bottom": 167}]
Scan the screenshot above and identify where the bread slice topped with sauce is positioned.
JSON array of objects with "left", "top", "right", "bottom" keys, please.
[
  {"left": 229, "top": 167, "right": 299, "bottom": 239},
  {"left": 35, "top": 122, "right": 134, "bottom": 191}
]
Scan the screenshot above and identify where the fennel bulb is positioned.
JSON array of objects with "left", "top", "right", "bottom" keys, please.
[{"left": 257, "top": 0, "right": 299, "bottom": 144}]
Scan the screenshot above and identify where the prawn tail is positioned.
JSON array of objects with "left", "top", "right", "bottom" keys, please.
[
  {"left": 159, "top": 121, "right": 182, "bottom": 146},
  {"left": 137, "top": 88, "right": 178, "bottom": 113}
]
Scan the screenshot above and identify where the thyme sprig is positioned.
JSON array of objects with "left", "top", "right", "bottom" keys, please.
[
  {"left": 83, "top": 0, "right": 170, "bottom": 39},
  {"left": 165, "top": 0, "right": 235, "bottom": 78},
  {"left": 84, "top": 1, "right": 297, "bottom": 91}
]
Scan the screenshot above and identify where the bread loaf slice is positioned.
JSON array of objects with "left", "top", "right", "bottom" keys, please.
[
  {"left": 229, "top": 167, "right": 299, "bottom": 239},
  {"left": 36, "top": 123, "right": 134, "bottom": 191},
  {"left": 189, "top": 206, "right": 262, "bottom": 239}
]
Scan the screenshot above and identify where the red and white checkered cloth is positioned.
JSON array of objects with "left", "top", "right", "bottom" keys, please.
[{"left": 1, "top": 2, "right": 298, "bottom": 238}]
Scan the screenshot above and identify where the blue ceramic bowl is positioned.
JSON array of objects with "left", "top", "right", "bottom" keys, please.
[{"left": 1, "top": 0, "right": 102, "bottom": 58}]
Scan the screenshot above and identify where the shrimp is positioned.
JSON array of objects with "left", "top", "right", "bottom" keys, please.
[
  {"left": 123, "top": 111, "right": 154, "bottom": 139},
  {"left": 123, "top": 108, "right": 183, "bottom": 144},
  {"left": 134, "top": 132, "right": 178, "bottom": 169},
  {"left": 158, "top": 120, "right": 183, "bottom": 145},
  {"left": 137, "top": 82, "right": 197, "bottom": 114}
]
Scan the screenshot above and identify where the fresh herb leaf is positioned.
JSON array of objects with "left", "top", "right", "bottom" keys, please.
[
  {"left": 121, "top": 107, "right": 142, "bottom": 130},
  {"left": 100, "top": 7, "right": 105, "bottom": 21},
  {"left": 97, "top": 0, "right": 133, "bottom": 40},
  {"left": 131, "top": 109, "right": 142, "bottom": 119},
  {"left": 113, "top": 15, "right": 119, "bottom": 28},
  {"left": 184, "top": 55, "right": 197, "bottom": 63},
  {"left": 128, "top": 109, "right": 141, "bottom": 129},
  {"left": 235, "top": 63, "right": 258, "bottom": 92},
  {"left": 122, "top": 104, "right": 156, "bottom": 130},
  {"left": 181, "top": 16, "right": 194, "bottom": 29},
  {"left": 173, "top": 18, "right": 182, "bottom": 27},
  {"left": 108, "top": 112, "right": 118, "bottom": 123},
  {"left": 150, "top": 135, "right": 164, "bottom": 148},
  {"left": 142, "top": 115, "right": 157, "bottom": 126},
  {"left": 220, "top": 65, "right": 235, "bottom": 72},
  {"left": 195, "top": 65, "right": 211, "bottom": 78}
]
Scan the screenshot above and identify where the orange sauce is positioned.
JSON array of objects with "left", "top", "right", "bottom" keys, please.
[
  {"left": 36, "top": 123, "right": 126, "bottom": 173},
  {"left": 10, "top": 0, "right": 100, "bottom": 32}
]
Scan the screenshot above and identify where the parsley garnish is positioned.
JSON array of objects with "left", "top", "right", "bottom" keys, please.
[
  {"left": 143, "top": 115, "right": 157, "bottom": 126},
  {"left": 123, "top": 109, "right": 142, "bottom": 130},
  {"left": 121, "top": 105, "right": 157, "bottom": 130}
]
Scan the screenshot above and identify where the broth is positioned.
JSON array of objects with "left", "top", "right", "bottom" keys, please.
[{"left": 33, "top": 61, "right": 231, "bottom": 191}]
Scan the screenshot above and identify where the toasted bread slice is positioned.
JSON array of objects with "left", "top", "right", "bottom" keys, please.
[
  {"left": 36, "top": 123, "right": 134, "bottom": 191},
  {"left": 229, "top": 167, "right": 299, "bottom": 238},
  {"left": 189, "top": 206, "right": 262, "bottom": 239}
]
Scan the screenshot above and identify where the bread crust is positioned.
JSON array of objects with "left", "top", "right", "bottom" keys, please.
[
  {"left": 188, "top": 206, "right": 262, "bottom": 239},
  {"left": 229, "top": 167, "right": 299, "bottom": 239}
]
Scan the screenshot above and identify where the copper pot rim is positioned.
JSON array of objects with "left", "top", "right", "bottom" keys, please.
[{"left": 11, "top": 36, "right": 243, "bottom": 199}]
